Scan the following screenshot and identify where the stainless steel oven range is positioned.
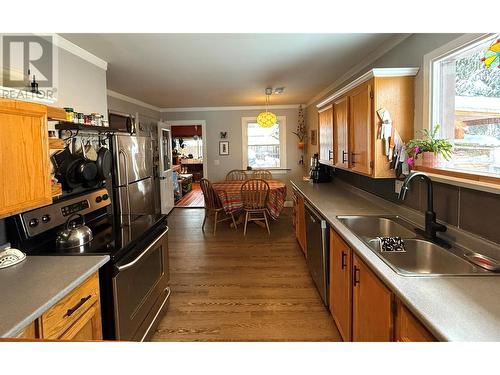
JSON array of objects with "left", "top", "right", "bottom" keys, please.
[{"left": 6, "top": 188, "right": 170, "bottom": 341}]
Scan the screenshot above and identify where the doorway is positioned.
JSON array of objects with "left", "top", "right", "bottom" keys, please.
[{"left": 167, "top": 120, "right": 207, "bottom": 208}]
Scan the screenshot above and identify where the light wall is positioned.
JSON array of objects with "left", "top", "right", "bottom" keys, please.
[
  {"left": 163, "top": 108, "right": 304, "bottom": 198},
  {"left": 56, "top": 48, "right": 108, "bottom": 117},
  {"left": 305, "top": 33, "right": 463, "bottom": 165},
  {"left": 107, "top": 95, "right": 161, "bottom": 121}
]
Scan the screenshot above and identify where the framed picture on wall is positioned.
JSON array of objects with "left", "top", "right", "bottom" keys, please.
[
  {"left": 219, "top": 141, "right": 229, "bottom": 155},
  {"left": 310, "top": 129, "right": 317, "bottom": 146}
]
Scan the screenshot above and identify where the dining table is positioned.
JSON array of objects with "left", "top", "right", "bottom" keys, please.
[{"left": 211, "top": 179, "right": 287, "bottom": 220}]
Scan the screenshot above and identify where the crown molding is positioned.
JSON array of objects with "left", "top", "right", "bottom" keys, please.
[
  {"left": 315, "top": 67, "right": 419, "bottom": 108},
  {"left": 160, "top": 104, "right": 303, "bottom": 112},
  {"left": 53, "top": 34, "right": 108, "bottom": 71},
  {"left": 306, "top": 33, "right": 412, "bottom": 107},
  {"left": 107, "top": 89, "right": 162, "bottom": 111}
]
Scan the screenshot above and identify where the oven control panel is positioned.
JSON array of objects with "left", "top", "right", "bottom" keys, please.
[
  {"left": 61, "top": 200, "right": 90, "bottom": 217},
  {"left": 22, "top": 189, "right": 112, "bottom": 237}
]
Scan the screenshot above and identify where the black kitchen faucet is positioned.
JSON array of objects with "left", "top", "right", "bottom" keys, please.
[{"left": 399, "top": 172, "right": 447, "bottom": 242}]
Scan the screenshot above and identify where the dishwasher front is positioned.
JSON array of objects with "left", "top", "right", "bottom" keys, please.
[{"left": 304, "top": 201, "right": 329, "bottom": 307}]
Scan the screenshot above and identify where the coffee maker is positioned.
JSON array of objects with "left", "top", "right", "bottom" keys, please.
[{"left": 309, "top": 153, "right": 331, "bottom": 183}]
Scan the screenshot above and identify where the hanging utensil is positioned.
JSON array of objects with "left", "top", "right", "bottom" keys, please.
[
  {"left": 95, "top": 146, "right": 112, "bottom": 181},
  {"left": 84, "top": 139, "right": 98, "bottom": 161}
]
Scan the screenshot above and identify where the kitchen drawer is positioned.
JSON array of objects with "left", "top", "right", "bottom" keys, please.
[{"left": 40, "top": 273, "right": 100, "bottom": 339}]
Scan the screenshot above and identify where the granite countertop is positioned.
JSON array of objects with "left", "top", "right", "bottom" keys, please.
[
  {"left": 0, "top": 255, "right": 109, "bottom": 338},
  {"left": 291, "top": 179, "right": 500, "bottom": 342}
]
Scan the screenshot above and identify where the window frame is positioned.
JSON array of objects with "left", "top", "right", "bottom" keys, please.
[
  {"left": 241, "top": 116, "right": 287, "bottom": 171},
  {"left": 421, "top": 33, "right": 500, "bottom": 185}
]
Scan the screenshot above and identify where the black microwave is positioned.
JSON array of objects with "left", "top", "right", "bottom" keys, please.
[{"left": 108, "top": 112, "right": 135, "bottom": 133}]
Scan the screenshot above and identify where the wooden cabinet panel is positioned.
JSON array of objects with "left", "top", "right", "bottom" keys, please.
[
  {"left": 395, "top": 300, "right": 435, "bottom": 342},
  {"left": 329, "top": 229, "right": 352, "bottom": 341},
  {"left": 296, "top": 193, "right": 306, "bottom": 255},
  {"left": 0, "top": 99, "right": 51, "bottom": 218},
  {"left": 352, "top": 253, "right": 393, "bottom": 341},
  {"left": 318, "top": 105, "right": 334, "bottom": 164},
  {"left": 349, "top": 82, "right": 372, "bottom": 175},
  {"left": 59, "top": 302, "right": 103, "bottom": 341},
  {"left": 16, "top": 321, "right": 39, "bottom": 339},
  {"left": 333, "top": 96, "right": 349, "bottom": 168},
  {"left": 292, "top": 189, "right": 306, "bottom": 255},
  {"left": 372, "top": 76, "right": 415, "bottom": 178},
  {"left": 41, "top": 273, "right": 100, "bottom": 339},
  {"left": 8, "top": 272, "right": 103, "bottom": 342}
]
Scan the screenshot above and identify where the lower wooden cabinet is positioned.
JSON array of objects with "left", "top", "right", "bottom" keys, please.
[
  {"left": 329, "top": 227, "right": 434, "bottom": 342},
  {"left": 395, "top": 300, "right": 435, "bottom": 342},
  {"left": 329, "top": 228, "right": 352, "bottom": 341},
  {"left": 15, "top": 272, "right": 103, "bottom": 341},
  {"left": 58, "top": 302, "right": 102, "bottom": 341},
  {"left": 352, "top": 253, "right": 393, "bottom": 342},
  {"left": 16, "top": 321, "right": 39, "bottom": 339},
  {"left": 292, "top": 189, "right": 306, "bottom": 255}
]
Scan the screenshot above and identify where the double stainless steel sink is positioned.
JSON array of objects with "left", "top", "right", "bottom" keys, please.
[{"left": 337, "top": 215, "right": 498, "bottom": 276}]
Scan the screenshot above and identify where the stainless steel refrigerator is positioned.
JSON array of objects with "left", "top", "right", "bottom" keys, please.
[{"left": 111, "top": 133, "right": 155, "bottom": 215}]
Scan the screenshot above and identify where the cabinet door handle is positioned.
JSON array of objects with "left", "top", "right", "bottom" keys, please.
[
  {"left": 66, "top": 295, "right": 92, "bottom": 317},
  {"left": 341, "top": 251, "right": 347, "bottom": 270},
  {"left": 353, "top": 266, "right": 360, "bottom": 286},
  {"left": 328, "top": 150, "right": 334, "bottom": 161},
  {"left": 342, "top": 151, "right": 348, "bottom": 164}
]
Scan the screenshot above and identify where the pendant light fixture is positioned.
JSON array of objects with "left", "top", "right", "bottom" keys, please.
[{"left": 256, "top": 88, "right": 277, "bottom": 128}]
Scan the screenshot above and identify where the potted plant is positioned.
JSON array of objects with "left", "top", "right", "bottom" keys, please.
[
  {"left": 406, "top": 124, "right": 453, "bottom": 169},
  {"left": 293, "top": 105, "right": 306, "bottom": 150}
]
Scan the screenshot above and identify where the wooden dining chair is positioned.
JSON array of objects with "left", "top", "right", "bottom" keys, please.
[
  {"left": 225, "top": 169, "right": 248, "bottom": 181},
  {"left": 200, "top": 178, "right": 237, "bottom": 235},
  {"left": 240, "top": 179, "right": 270, "bottom": 235},
  {"left": 251, "top": 169, "right": 273, "bottom": 180}
]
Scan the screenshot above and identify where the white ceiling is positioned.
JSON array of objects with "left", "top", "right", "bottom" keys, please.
[{"left": 61, "top": 33, "right": 404, "bottom": 108}]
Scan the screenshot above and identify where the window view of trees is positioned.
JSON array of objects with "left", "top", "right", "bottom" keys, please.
[{"left": 434, "top": 35, "right": 500, "bottom": 176}]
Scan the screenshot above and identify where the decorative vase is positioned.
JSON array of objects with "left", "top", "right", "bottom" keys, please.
[{"left": 298, "top": 142, "right": 305, "bottom": 150}]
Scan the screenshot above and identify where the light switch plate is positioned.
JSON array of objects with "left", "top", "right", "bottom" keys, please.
[
  {"left": 214, "top": 159, "right": 220, "bottom": 166},
  {"left": 395, "top": 179, "right": 404, "bottom": 195}
]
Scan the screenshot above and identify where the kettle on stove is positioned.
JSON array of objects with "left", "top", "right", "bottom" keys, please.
[{"left": 56, "top": 214, "right": 93, "bottom": 249}]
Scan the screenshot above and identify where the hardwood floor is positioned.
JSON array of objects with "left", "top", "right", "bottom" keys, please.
[
  {"left": 152, "top": 207, "right": 341, "bottom": 341},
  {"left": 176, "top": 182, "right": 205, "bottom": 208}
]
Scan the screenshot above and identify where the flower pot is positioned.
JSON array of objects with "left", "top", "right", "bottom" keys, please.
[
  {"left": 298, "top": 142, "right": 305, "bottom": 150},
  {"left": 421, "top": 152, "right": 439, "bottom": 168}
]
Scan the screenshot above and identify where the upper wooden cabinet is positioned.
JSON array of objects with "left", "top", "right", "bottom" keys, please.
[
  {"left": 349, "top": 81, "right": 372, "bottom": 175},
  {"left": 317, "top": 68, "right": 418, "bottom": 178},
  {"left": 0, "top": 99, "right": 52, "bottom": 218},
  {"left": 318, "top": 105, "right": 334, "bottom": 164},
  {"left": 333, "top": 96, "right": 349, "bottom": 168}
]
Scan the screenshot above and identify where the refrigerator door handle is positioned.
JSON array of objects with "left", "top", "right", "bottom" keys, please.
[{"left": 119, "top": 148, "right": 132, "bottom": 215}]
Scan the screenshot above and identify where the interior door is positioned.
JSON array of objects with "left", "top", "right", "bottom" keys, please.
[
  {"left": 349, "top": 82, "right": 372, "bottom": 175},
  {"left": 158, "top": 122, "right": 174, "bottom": 215}
]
